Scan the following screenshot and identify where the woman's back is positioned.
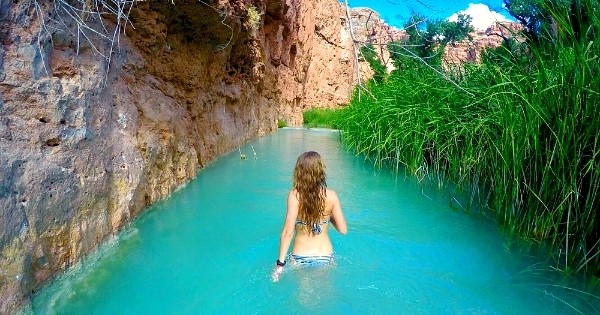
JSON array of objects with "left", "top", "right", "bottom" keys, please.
[
  {"left": 290, "top": 188, "right": 346, "bottom": 256},
  {"left": 273, "top": 151, "right": 347, "bottom": 281}
]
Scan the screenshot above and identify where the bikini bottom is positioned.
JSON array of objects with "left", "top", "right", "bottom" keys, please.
[{"left": 289, "top": 254, "right": 333, "bottom": 267}]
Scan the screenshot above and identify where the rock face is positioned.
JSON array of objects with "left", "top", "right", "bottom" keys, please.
[
  {"left": 0, "top": 0, "right": 378, "bottom": 312},
  {"left": 275, "top": 0, "right": 358, "bottom": 119},
  {"left": 443, "top": 22, "right": 523, "bottom": 66},
  {"left": 348, "top": 7, "right": 406, "bottom": 73}
]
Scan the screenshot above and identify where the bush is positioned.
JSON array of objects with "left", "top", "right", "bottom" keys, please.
[
  {"left": 247, "top": 5, "right": 261, "bottom": 34},
  {"left": 277, "top": 118, "right": 287, "bottom": 128},
  {"left": 302, "top": 108, "right": 343, "bottom": 129}
]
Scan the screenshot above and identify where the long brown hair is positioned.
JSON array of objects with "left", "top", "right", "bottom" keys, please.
[{"left": 293, "top": 151, "right": 327, "bottom": 234}]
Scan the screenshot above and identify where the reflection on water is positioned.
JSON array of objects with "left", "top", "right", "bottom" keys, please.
[{"left": 26, "top": 128, "right": 600, "bottom": 314}]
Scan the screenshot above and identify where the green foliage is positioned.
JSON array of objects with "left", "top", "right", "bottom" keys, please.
[
  {"left": 339, "top": 1, "right": 600, "bottom": 277},
  {"left": 400, "top": 14, "right": 431, "bottom": 59},
  {"left": 423, "top": 14, "right": 473, "bottom": 57},
  {"left": 391, "top": 13, "right": 474, "bottom": 66},
  {"left": 277, "top": 118, "right": 287, "bottom": 128},
  {"left": 247, "top": 5, "right": 262, "bottom": 34},
  {"left": 403, "top": 14, "right": 427, "bottom": 48},
  {"left": 504, "top": 0, "right": 599, "bottom": 44},
  {"left": 359, "top": 44, "right": 387, "bottom": 83},
  {"left": 437, "top": 14, "right": 474, "bottom": 44},
  {"left": 302, "top": 108, "right": 342, "bottom": 129}
]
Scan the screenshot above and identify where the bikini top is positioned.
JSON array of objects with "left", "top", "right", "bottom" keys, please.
[{"left": 295, "top": 218, "right": 330, "bottom": 235}]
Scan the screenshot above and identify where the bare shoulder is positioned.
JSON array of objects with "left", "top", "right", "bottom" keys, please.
[
  {"left": 326, "top": 188, "right": 339, "bottom": 201},
  {"left": 288, "top": 189, "right": 299, "bottom": 200}
]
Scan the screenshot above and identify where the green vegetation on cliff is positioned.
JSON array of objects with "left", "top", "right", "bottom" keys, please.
[{"left": 337, "top": 0, "right": 600, "bottom": 276}]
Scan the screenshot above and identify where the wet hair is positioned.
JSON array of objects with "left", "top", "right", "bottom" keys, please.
[{"left": 293, "top": 151, "right": 327, "bottom": 234}]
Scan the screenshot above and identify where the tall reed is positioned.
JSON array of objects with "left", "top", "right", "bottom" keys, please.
[{"left": 337, "top": 1, "right": 600, "bottom": 275}]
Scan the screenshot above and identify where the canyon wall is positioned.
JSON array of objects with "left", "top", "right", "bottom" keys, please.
[{"left": 0, "top": 0, "right": 371, "bottom": 312}]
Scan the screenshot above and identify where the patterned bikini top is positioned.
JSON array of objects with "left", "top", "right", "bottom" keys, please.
[{"left": 295, "top": 219, "right": 330, "bottom": 234}]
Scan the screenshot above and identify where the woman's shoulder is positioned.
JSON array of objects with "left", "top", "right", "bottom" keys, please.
[
  {"left": 325, "top": 188, "right": 339, "bottom": 199},
  {"left": 289, "top": 189, "right": 299, "bottom": 199}
]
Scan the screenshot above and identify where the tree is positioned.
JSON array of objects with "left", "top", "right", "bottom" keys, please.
[
  {"left": 503, "top": 0, "right": 598, "bottom": 44},
  {"left": 403, "top": 14, "right": 428, "bottom": 57},
  {"left": 441, "top": 14, "right": 474, "bottom": 44},
  {"left": 389, "top": 13, "right": 474, "bottom": 67}
]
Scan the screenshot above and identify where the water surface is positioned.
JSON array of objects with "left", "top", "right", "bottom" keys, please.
[{"left": 29, "top": 128, "right": 600, "bottom": 314}]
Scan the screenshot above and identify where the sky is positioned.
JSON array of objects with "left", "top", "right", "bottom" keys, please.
[{"left": 343, "top": 0, "right": 515, "bottom": 30}]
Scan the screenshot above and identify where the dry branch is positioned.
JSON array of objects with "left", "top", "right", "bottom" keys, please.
[{"left": 32, "top": 0, "right": 235, "bottom": 85}]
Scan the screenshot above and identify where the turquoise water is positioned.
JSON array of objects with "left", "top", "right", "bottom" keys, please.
[{"left": 28, "top": 128, "right": 599, "bottom": 314}]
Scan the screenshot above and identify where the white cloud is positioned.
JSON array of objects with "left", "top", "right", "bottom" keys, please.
[{"left": 447, "top": 3, "right": 511, "bottom": 31}]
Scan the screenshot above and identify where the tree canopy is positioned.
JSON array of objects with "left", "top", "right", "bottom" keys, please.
[
  {"left": 389, "top": 13, "right": 474, "bottom": 67},
  {"left": 503, "top": 0, "right": 598, "bottom": 44}
]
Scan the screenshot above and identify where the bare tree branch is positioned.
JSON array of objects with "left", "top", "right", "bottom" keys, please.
[
  {"left": 32, "top": 0, "right": 235, "bottom": 86},
  {"left": 387, "top": 42, "right": 475, "bottom": 96},
  {"left": 343, "top": 0, "right": 376, "bottom": 101}
]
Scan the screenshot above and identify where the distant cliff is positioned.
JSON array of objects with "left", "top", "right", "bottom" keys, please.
[
  {"left": 443, "top": 22, "right": 523, "bottom": 65},
  {"left": 346, "top": 8, "right": 522, "bottom": 71}
]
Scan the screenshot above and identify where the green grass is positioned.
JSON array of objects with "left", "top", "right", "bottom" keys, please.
[
  {"left": 337, "top": 2, "right": 600, "bottom": 276},
  {"left": 302, "top": 108, "right": 343, "bottom": 129}
]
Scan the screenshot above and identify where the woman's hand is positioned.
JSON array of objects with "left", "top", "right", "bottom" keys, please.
[{"left": 271, "top": 265, "right": 284, "bottom": 282}]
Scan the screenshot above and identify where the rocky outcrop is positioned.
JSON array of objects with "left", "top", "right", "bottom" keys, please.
[
  {"left": 0, "top": 0, "right": 371, "bottom": 312},
  {"left": 274, "top": 0, "right": 358, "bottom": 119},
  {"left": 348, "top": 7, "right": 406, "bottom": 73},
  {"left": 443, "top": 21, "right": 523, "bottom": 65}
]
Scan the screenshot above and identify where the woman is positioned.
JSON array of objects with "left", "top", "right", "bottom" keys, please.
[{"left": 272, "top": 151, "right": 347, "bottom": 281}]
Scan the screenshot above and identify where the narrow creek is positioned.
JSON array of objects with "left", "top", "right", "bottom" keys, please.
[{"left": 27, "top": 128, "right": 600, "bottom": 314}]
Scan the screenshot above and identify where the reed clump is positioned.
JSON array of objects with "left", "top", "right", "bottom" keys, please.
[
  {"left": 303, "top": 108, "right": 344, "bottom": 129},
  {"left": 336, "top": 1, "right": 600, "bottom": 275}
]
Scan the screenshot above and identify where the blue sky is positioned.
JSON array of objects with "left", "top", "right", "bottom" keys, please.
[{"left": 343, "top": 0, "right": 515, "bottom": 29}]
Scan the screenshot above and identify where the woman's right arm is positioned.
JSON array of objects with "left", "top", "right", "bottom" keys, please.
[
  {"left": 329, "top": 190, "right": 347, "bottom": 235},
  {"left": 272, "top": 190, "right": 299, "bottom": 282},
  {"left": 278, "top": 190, "right": 299, "bottom": 262}
]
